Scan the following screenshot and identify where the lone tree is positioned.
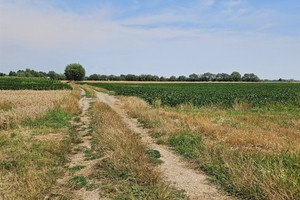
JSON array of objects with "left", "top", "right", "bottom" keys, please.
[{"left": 64, "top": 63, "right": 85, "bottom": 81}]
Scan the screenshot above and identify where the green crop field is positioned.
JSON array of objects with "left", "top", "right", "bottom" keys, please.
[
  {"left": 0, "top": 77, "right": 72, "bottom": 90},
  {"left": 80, "top": 82, "right": 300, "bottom": 108}
]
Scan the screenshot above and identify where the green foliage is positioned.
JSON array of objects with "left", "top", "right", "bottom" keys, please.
[
  {"left": 84, "top": 152, "right": 104, "bottom": 161},
  {"left": 24, "top": 108, "right": 72, "bottom": 129},
  {"left": 69, "top": 165, "right": 86, "bottom": 173},
  {"left": 168, "top": 131, "right": 203, "bottom": 159},
  {"left": 85, "top": 183, "right": 99, "bottom": 191},
  {"left": 47, "top": 71, "right": 66, "bottom": 80},
  {"left": 68, "top": 176, "right": 88, "bottom": 190},
  {"left": 82, "top": 82, "right": 300, "bottom": 108},
  {"left": 145, "top": 149, "right": 163, "bottom": 165},
  {"left": 64, "top": 63, "right": 85, "bottom": 81},
  {"left": 0, "top": 77, "right": 71, "bottom": 90}
]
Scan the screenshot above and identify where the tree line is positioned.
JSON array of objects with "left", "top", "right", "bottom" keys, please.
[
  {"left": 87, "top": 72, "right": 260, "bottom": 82},
  {"left": 1, "top": 69, "right": 262, "bottom": 82}
]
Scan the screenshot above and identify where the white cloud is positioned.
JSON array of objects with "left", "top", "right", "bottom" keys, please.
[
  {"left": 0, "top": 0, "right": 299, "bottom": 79},
  {"left": 203, "top": 0, "right": 215, "bottom": 7},
  {"left": 225, "top": 0, "right": 241, "bottom": 7}
]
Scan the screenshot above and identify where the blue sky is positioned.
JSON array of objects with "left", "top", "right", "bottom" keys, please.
[{"left": 0, "top": 0, "right": 299, "bottom": 79}]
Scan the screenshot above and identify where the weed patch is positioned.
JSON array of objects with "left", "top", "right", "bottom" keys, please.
[
  {"left": 68, "top": 176, "right": 88, "bottom": 190},
  {"left": 168, "top": 131, "right": 203, "bottom": 159}
]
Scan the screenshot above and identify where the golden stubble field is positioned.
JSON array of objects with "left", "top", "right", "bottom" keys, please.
[{"left": 0, "top": 90, "right": 70, "bottom": 129}]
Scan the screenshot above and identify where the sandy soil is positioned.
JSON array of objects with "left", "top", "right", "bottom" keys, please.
[{"left": 96, "top": 91, "right": 233, "bottom": 200}]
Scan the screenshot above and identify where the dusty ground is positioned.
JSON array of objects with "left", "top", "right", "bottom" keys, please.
[
  {"left": 46, "top": 89, "right": 232, "bottom": 200},
  {"left": 96, "top": 91, "right": 232, "bottom": 200},
  {"left": 45, "top": 89, "right": 105, "bottom": 200}
]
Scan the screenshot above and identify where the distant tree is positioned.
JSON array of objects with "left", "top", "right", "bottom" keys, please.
[
  {"left": 88, "top": 74, "right": 100, "bottom": 80},
  {"left": 108, "top": 75, "right": 121, "bottom": 81},
  {"left": 169, "top": 76, "right": 177, "bottom": 81},
  {"left": 125, "top": 74, "right": 138, "bottom": 81},
  {"left": 64, "top": 63, "right": 85, "bottom": 81},
  {"left": 200, "top": 72, "right": 216, "bottom": 81},
  {"left": 9, "top": 71, "right": 17, "bottom": 76},
  {"left": 216, "top": 73, "right": 230, "bottom": 81},
  {"left": 57, "top": 73, "right": 66, "bottom": 80},
  {"left": 230, "top": 72, "right": 242, "bottom": 81},
  {"left": 0, "top": 72, "right": 6, "bottom": 76},
  {"left": 178, "top": 75, "right": 187, "bottom": 81},
  {"left": 153, "top": 75, "right": 159, "bottom": 81},
  {"left": 159, "top": 76, "right": 167, "bottom": 81},
  {"left": 48, "top": 71, "right": 59, "bottom": 80},
  {"left": 120, "top": 74, "right": 126, "bottom": 81},
  {"left": 242, "top": 73, "right": 260, "bottom": 82},
  {"left": 189, "top": 73, "right": 199, "bottom": 81}
]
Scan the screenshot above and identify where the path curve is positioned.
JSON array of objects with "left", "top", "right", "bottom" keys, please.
[{"left": 96, "top": 91, "right": 232, "bottom": 200}]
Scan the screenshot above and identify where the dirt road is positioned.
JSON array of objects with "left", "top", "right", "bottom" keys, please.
[{"left": 96, "top": 91, "right": 232, "bottom": 200}]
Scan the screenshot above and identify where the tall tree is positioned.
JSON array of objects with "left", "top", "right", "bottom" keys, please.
[{"left": 64, "top": 63, "right": 86, "bottom": 81}]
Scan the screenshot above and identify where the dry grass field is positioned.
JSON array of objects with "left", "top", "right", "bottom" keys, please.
[
  {"left": 118, "top": 96, "right": 300, "bottom": 200},
  {"left": 0, "top": 87, "right": 81, "bottom": 199},
  {"left": 0, "top": 90, "right": 71, "bottom": 129}
]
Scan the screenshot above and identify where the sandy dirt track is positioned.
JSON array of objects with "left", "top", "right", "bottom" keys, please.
[{"left": 96, "top": 91, "right": 232, "bottom": 200}]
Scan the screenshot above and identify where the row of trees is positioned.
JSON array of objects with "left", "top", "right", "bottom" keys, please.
[
  {"left": 3, "top": 64, "right": 85, "bottom": 81},
  {"left": 87, "top": 72, "right": 260, "bottom": 82},
  {"left": 1, "top": 68, "right": 66, "bottom": 80},
  {"left": 1, "top": 64, "right": 261, "bottom": 82}
]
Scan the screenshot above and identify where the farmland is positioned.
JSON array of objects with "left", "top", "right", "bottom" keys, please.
[
  {"left": 80, "top": 82, "right": 300, "bottom": 108},
  {"left": 0, "top": 78, "right": 81, "bottom": 199},
  {"left": 0, "top": 77, "right": 72, "bottom": 90},
  {"left": 82, "top": 82, "right": 300, "bottom": 199},
  {"left": 1, "top": 78, "right": 299, "bottom": 199}
]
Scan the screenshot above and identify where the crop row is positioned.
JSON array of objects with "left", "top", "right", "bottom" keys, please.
[
  {"left": 81, "top": 82, "right": 300, "bottom": 108},
  {"left": 0, "top": 77, "right": 72, "bottom": 90}
]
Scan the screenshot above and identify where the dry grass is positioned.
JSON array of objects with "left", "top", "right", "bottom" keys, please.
[
  {"left": 0, "top": 88, "right": 81, "bottom": 199},
  {"left": 0, "top": 90, "right": 71, "bottom": 129},
  {"left": 120, "top": 96, "right": 300, "bottom": 153},
  {"left": 90, "top": 101, "right": 183, "bottom": 199},
  {"left": 118, "top": 96, "right": 300, "bottom": 200}
]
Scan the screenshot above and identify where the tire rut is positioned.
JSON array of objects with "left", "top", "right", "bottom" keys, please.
[
  {"left": 96, "top": 91, "right": 233, "bottom": 200},
  {"left": 45, "top": 89, "right": 105, "bottom": 200}
]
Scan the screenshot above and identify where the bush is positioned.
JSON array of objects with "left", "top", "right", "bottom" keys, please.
[{"left": 64, "top": 63, "right": 85, "bottom": 81}]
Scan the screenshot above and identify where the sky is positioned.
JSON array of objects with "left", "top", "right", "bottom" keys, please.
[{"left": 0, "top": 0, "right": 299, "bottom": 79}]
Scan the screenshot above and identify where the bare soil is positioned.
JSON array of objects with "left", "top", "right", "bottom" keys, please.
[{"left": 96, "top": 91, "right": 232, "bottom": 200}]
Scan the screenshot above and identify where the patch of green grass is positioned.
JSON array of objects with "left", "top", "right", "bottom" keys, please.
[
  {"left": 84, "top": 152, "right": 104, "bottom": 161},
  {"left": 73, "top": 116, "right": 81, "bottom": 123},
  {"left": 23, "top": 108, "right": 72, "bottom": 129},
  {"left": 85, "top": 183, "right": 99, "bottom": 191},
  {"left": 150, "top": 132, "right": 166, "bottom": 138},
  {"left": 81, "top": 87, "right": 93, "bottom": 98},
  {"left": 156, "top": 138, "right": 166, "bottom": 145},
  {"left": 145, "top": 149, "right": 163, "bottom": 165},
  {"left": 58, "top": 195, "right": 71, "bottom": 200},
  {"left": 69, "top": 165, "right": 86, "bottom": 173},
  {"left": 68, "top": 176, "right": 88, "bottom": 190},
  {"left": 138, "top": 119, "right": 156, "bottom": 128},
  {"left": 73, "top": 146, "right": 91, "bottom": 154},
  {"left": 69, "top": 126, "right": 84, "bottom": 144},
  {"left": 0, "top": 104, "right": 13, "bottom": 111},
  {"left": 168, "top": 130, "right": 203, "bottom": 159}
]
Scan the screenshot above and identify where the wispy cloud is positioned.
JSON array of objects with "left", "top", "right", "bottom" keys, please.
[
  {"left": 0, "top": 0, "right": 299, "bottom": 79},
  {"left": 225, "top": 0, "right": 241, "bottom": 7}
]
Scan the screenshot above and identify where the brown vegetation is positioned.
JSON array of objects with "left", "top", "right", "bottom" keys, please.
[
  {"left": 0, "top": 88, "right": 81, "bottom": 199},
  {"left": 90, "top": 101, "right": 181, "bottom": 199},
  {"left": 118, "top": 96, "right": 300, "bottom": 200},
  {"left": 0, "top": 90, "right": 71, "bottom": 129}
]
